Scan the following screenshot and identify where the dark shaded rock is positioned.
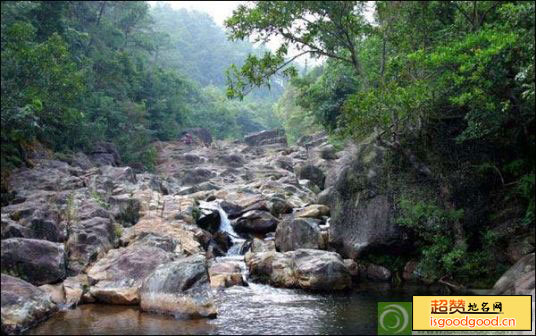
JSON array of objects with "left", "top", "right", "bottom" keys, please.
[
  {"left": 319, "top": 144, "right": 338, "bottom": 160},
  {"left": 1, "top": 192, "right": 67, "bottom": 242},
  {"left": 109, "top": 195, "right": 141, "bottom": 226},
  {"left": 99, "top": 166, "right": 137, "bottom": 185},
  {"left": 88, "top": 142, "right": 120, "bottom": 166},
  {"left": 233, "top": 210, "right": 278, "bottom": 234},
  {"left": 365, "top": 263, "right": 392, "bottom": 281},
  {"left": 267, "top": 197, "right": 293, "bottom": 217},
  {"left": 275, "top": 156, "right": 294, "bottom": 172},
  {"left": 182, "top": 168, "right": 215, "bottom": 185},
  {"left": 275, "top": 218, "right": 322, "bottom": 252},
  {"left": 1, "top": 274, "right": 57, "bottom": 335},
  {"left": 197, "top": 208, "right": 221, "bottom": 234},
  {"left": 66, "top": 217, "right": 115, "bottom": 274},
  {"left": 140, "top": 255, "right": 217, "bottom": 318},
  {"left": 1, "top": 238, "right": 66, "bottom": 285},
  {"left": 329, "top": 143, "right": 407, "bottom": 259},
  {"left": 220, "top": 153, "right": 245, "bottom": 167},
  {"left": 295, "top": 164, "right": 325, "bottom": 190}
]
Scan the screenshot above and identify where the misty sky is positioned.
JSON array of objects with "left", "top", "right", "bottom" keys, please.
[{"left": 149, "top": 1, "right": 375, "bottom": 66}]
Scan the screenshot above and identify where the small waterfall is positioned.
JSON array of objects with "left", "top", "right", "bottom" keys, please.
[
  {"left": 216, "top": 206, "right": 246, "bottom": 256},
  {"left": 200, "top": 200, "right": 246, "bottom": 256}
]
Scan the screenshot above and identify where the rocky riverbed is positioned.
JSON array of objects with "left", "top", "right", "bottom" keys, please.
[{"left": 1, "top": 129, "right": 534, "bottom": 334}]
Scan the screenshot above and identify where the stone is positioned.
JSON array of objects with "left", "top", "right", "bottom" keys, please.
[
  {"left": 63, "top": 274, "right": 89, "bottom": 306},
  {"left": 328, "top": 144, "right": 408, "bottom": 259},
  {"left": 209, "top": 261, "right": 244, "bottom": 288},
  {"left": 87, "top": 237, "right": 175, "bottom": 305},
  {"left": 295, "top": 204, "right": 330, "bottom": 219},
  {"left": 250, "top": 238, "right": 275, "bottom": 253},
  {"left": 244, "top": 129, "right": 287, "bottom": 147},
  {"left": 295, "top": 164, "right": 325, "bottom": 190},
  {"left": 365, "top": 263, "right": 392, "bottom": 281},
  {"left": 319, "top": 144, "right": 338, "bottom": 160},
  {"left": 245, "top": 249, "right": 351, "bottom": 291},
  {"left": 403, "top": 260, "right": 419, "bottom": 282},
  {"left": 1, "top": 193, "right": 66, "bottom": 242},
  {"left": 343, "top": 259, "right": 359, "bottom": 280},
  {"left": 182, "top": 168, "right": 215, "bottom": 185},
  {"left": 275, "top": 218, "right": 322, "bottom": 252},
  {"left": 88, "top": 142, "right": 120, "bottom": 166},
  {"left": 1, "top": 238, "right": 66, "bottom": 286},
  {"left": 140, "top": 255, "right": 217, "bottom": 318},
  {"left": 1, "top": 274, "right": 57, "bottom": 335},
  {"left": 493, "top": 253, "right": 535, "bottom": 298},
  {"left": 38, "top": 284, "right": 65, "bottom": 304},
  {"left": 291, "top": 249, "right": 351, "bottom": 290},
  {"left": 233, "top": 210, "right": 278, "bottom": 234},
  {"left": 267, "top": 197, "right": 293, "bottom": 217},
  {"left": 66, "top": 216, "right": 115, "bottom": 274}
]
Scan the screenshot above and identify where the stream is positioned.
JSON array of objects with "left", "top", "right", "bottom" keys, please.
[{"left": 27, "top": 203, "right": 435, "bottom": 335}]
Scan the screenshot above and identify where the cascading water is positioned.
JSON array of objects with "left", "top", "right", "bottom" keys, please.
[{"left": 216, "top": 206, "right": 245, "bottom": 256}]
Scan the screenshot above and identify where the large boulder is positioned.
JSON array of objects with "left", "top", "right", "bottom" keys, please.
[
  {"left": 86, "top": 234, "right": 176, "bottom": 305},
  {"left": 291, "top": 249, "right": 351, "bottom": 290},
  {"left": 233, "top": 210, "right": 278, "bottom": 234},
  {"left": 245, "top": 249, "right": 351, "bottom": 291},
  {"left": 295, "top": 164, "right": 325, "bottom": 190},
  {"left": 1, "top": 194, "right": 66, "bottom": 242},
  {"left": 140, "top": 255, "right": 217, "bottom": 318},
  {"left": 66, "top": 216, "right": 116, "bottom": 274},
  {"left": 244, "top": 129, "right": 287, "bottom": 147},
  {"left": 493, "top": 253, "right": 535, "bottom": 299},
  {"left": 1, "top": 238, "right": 66, "bottom": 286},
  {"left": 88, "top": 142, "right": 121, "bottom": 166},
  {"left": 328, "top": 143, "right": 406, "bottom": 259},
  {"left": 275, "top": 218, "right": 322, "bottom": 252},
  {"left": 1, "top": 274, "right": 57, "bottom": 334}
]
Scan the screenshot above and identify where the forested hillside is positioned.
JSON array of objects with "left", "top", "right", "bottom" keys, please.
[
  {"left": 226, "top": 1, "right": 535, "bottom": 286},
  {"left": 1, "top": 1, "right": 281, "bottom": 174}
]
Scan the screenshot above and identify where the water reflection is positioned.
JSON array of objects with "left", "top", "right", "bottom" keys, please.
[{"left": 29, "top": 284, "right": 435, "bottom": 335}]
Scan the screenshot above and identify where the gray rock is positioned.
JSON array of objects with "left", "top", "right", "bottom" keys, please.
[
  {"left": 275, "top": 218, "right": 322, "bottom": 252},
  {"left": 66, "top": 216, "right": 115, "bottom": 275},
  {"left": 245, "top": 249, "right": 351, "bottom": 291},
  {"left": 365, "top": 263, "right": 392, "bottom": 281},
  {"left": 87, "top": 238, "right": 175, "bottom": 305},
  {"left": 244, "top": 129, "right": 287, "bottom": 147},
  {"left": 493, "top": 253, "right": 535, "bottom": 299},
  {"left": 233, "top": 210, "right": 278, "bottom": 234},
  {"left": 295, "top": 164, "right": 325, "bottom": 190},
  {"left": 88, "top": 142, "right": 120, "bottom": 166},
  {"left": 329, "top": 143, "right": 406, "bottom": 258},
  {"left": 1, "top": 238, "right": 66, "bottom": 286},
  {"left": 140, "top": 255, "right": 217, "bottom": 318},
  {"left": 1, "top": 274, "right": 57, "bottom": 334}
]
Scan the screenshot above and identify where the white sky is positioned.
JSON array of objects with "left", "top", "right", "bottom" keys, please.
[{"left": 148, "top": 1, "right": 375, "bottom": 66}]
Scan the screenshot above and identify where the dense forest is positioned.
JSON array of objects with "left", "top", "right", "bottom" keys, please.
[
  {"left": 1, "top": 1, "right": 282, "bottom": 173},
  {"left": 226, "top": 1, "right": 535, "bottom": 285}
]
